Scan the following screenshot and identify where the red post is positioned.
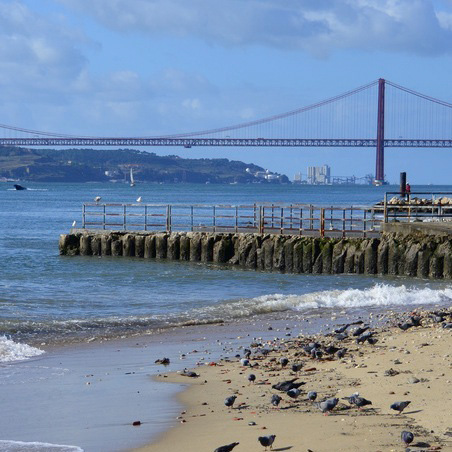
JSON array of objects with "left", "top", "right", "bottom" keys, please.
[{"left": 375, "top": 78, "right": 385, "bottom": 185}]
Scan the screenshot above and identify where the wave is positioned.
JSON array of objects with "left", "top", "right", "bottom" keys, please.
[
  {"left": 0, "top": 441, "right": 82, "bottom": 451},
  {"left": 2, "top": 284, "right": 451, "bottom": 343},
  {"left": 0, "top": 336, "right": 45, "bottom": 363}
]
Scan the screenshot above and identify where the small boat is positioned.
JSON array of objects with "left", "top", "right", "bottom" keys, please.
[
  {"left": 13, "top": 184, "right": 27, "bottom": 190},
  {"left": 130, "top": 168, "right": 135, "bottom": 187}
]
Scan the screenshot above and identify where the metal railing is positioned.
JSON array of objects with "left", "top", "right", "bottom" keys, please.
[
  {"left": 383, "top": 192, "right": 452, "bottom": 223},
  {"left": 81, "top": 203, "right": 382, "bottom": 238}
]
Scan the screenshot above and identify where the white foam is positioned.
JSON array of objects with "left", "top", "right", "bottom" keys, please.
[
  {"left": 0, "top": 336, "right": 45, "bottom": 363},
  {"left": 216, "top": 284, "right": 452, "bottom": 317},
  {"left": 0, "top": 441, "right": 82, "bottom": 451}
]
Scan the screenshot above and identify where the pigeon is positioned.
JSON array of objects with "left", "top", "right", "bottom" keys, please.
[
  {"left": 367, "top": 337, "right": 378, "bottom": 345},
  {"left": 136, "top": 196, "right": 142, "bottom": 203},
  {"left": 272, "top": 378, "right": 305, "bottom": 392},
  {"left": 351, "top": 396, "right": 373, "bottom": 411},
  {"left": 214, "top": 442, "right": 240, "bottom": 452},
  {"left": 398, "top": 322, "right": 413, "bottom": 331},
  {"left": 94, "top": 196, "right": 102, "bottom": 203},
  {"left": 240, "top": 358, "right": 250, "bottom": 366},
  {"left": 336, "top": 348, "right": 347, "bottom": 359},
  {"left": 257, "top": 434, "right": 276, "bottom": 450},
  {"left": 291, "top": 363, "right": 303, "bottom": 373},
  {"left": 224, "top": 395, "right": 237, "bottom": 408},
  {"left": 334, "top": 324, "right": 350, "bottom": 334},
  {"left": 390, "top": 400, "right": 411, "bottom": 414},
  {"left": 401, "top": 431, "right": 414, "bottom": 446},
  {"left": 325, "top": 345, "right": 340, "bottom": 355},
  {"left": 335, "top": 333, "right": 348, "bottom": 341},
  {"left": 287, "top": 388, "right": 301, "bottom": 399},
  {"left": 271, "top": 394, "right": 282, "bottom": 407},
  {"left": 342, "top": 392, "right": 360, "bottom": 404},
  {"left": 357, "top": 331, "right": 375, "bottom": 344},
  {"left": 316, "top": 397, "right": 339, "bottom": 415},
  {"left": 248, "top": 374, "right": 256, "bottom": 384},
  {"left": 279, "top": 357, "right": 289, "bottom": 368},
  {"left": 443, "top": 322, "right": 452, "bottom": 329},
  {"left": 307, "top": 391, "right": 317, "bottom": 402},
  {"left": 311, "top": 349, "right": 323, "bottom": 359},
  {"left": 410, "top": 316, "right": 421, "bottom": 327},
  {"left": 353, "top": 326, "right": 369, "bottom": 336}
]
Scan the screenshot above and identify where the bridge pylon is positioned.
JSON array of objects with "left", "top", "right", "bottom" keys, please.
[{"left": 374, "top": 78, "right": 385, "bottom": 185}]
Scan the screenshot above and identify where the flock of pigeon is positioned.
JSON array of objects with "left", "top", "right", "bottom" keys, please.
[{"left": 213, "top": 308, "right": 451, "bottom": 451}]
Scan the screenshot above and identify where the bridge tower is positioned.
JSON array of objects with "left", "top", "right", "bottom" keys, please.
[{"left": 374, "top": 78, "right": 385, "bottom": 185}]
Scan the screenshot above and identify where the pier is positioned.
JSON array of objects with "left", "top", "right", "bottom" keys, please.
[{"left": 60, "top": 193, "right": 452, "bottom": 279}]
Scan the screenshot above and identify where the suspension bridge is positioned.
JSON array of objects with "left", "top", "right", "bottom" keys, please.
[{"left": 1, "top": 78, "right": 452, "bottom": 185}]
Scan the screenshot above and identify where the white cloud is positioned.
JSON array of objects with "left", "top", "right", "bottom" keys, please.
[{"left": 58, "top": 0, "right": 452, "bottom": 55}]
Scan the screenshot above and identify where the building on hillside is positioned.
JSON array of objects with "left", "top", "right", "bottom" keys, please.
[{"left": 307, "top": 164, "right": 331, "bottom": 185}]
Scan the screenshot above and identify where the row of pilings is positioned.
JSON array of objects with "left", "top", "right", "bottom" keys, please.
[{"left": 59, "top": 230, "right": 452, "bottom": 279}]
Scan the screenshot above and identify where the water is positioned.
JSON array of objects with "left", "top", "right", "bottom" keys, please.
[
  {"left": 1, "top": 181, "right": 452, "bottom": 451},
  {"left": 1, "top": 182, "right": 452, "bottom": 351}
]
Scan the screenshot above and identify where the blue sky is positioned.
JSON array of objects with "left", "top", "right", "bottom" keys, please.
[{"left": 1, "top": 0, "right": 452, "bottom": 183}]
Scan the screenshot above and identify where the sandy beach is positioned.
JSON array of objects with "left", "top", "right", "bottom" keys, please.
[{"left": 137, "top": 308, "right": 452, "bottom": 452}]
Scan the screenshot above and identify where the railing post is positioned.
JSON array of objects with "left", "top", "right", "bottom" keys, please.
[
  {"left": 342, "top": 209, "right": 346, "bottom": 238},
  {"left": 82, "top": 203, "right": 86, "bottom": 229},
  {"left": 299, "top": 207, "right": 303, "bottom": 235},
  {"left": 103, "top": 205, "right": 106, "bottom": 230},
  {"left": 259, "top": 206, "right": 264, "bottom": 234},
  {"left": 363, "top": 209, "right": 367, "bottom": 238},
  {"left": 289, "top": 204, "right": 293, "bottom": 230},
  {"left": 309, "top": 205, "right": 313, "bottom": 230},
  {"left": 166, "top": 205, "right": 171, "bottom": 232},
  {"left": 280, "top": 207, "right": 284, "bottom": 234},
  {"left": 384, "top": 192, "right": 388, "bottom": 223},
  {"left": 271, "top": 204, "right": 275, "bottom": 229},
  {"left": 253, "top": 203, "right": 257, "bottom": 228},
  {"left": 144, "top": 205, "right": 148, "bottom": 231},
  {"left": 320, "top": 208, "right": 325, "bottom": 237},
  {"left": 123, "top": 205, "right": 127, "bottom": 230},
  {"left": 235, "top": 206, "right": 238, "bottom": 233},
  {"left": 213, "top": 206, "right": 216, "bottom": 233}
]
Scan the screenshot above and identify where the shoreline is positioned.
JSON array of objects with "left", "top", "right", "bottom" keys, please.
[{"left": 135, "top": 307, "right": 452, "bottom": 452}]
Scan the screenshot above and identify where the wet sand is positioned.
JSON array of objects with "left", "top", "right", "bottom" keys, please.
[{"left": 137, "top": 308, "right": 452, "bottom": 452}]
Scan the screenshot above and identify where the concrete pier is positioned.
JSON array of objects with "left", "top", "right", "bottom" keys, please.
[{"left": 59, "top": 228, "right": 452, "bottom": 279}]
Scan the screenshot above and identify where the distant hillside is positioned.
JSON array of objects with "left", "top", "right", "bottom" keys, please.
[{"left": 0, "top": 146, "right": 289, "bottom": 184}]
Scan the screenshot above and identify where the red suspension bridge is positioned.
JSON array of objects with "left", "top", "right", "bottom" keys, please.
[{"left": 1, "top": 78, "right": 452, "bottom": 185}]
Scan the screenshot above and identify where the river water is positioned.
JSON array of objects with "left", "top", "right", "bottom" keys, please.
[{"left": 1, "top": 182, "right": 451, "bottom": 451}]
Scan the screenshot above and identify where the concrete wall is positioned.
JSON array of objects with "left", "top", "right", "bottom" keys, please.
[{"left": 59, "top": 230, "right": 452, "bottom": 279}]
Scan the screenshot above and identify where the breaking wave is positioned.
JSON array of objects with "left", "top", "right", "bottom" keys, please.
[
  {"left": 0, "top": 441, "right": 82, "bottom": 452},
  {"left": 0, "top": 336, "right": 45, "bottom": 363}
]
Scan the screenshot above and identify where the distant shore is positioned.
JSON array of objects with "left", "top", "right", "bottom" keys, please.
[{"left": 136, "top": 307, "right": 452, "bottom": 452}]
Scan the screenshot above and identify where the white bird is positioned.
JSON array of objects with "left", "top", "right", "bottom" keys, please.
[
  {"left": 94, "top": 196, "right": 102, "bottom": 203},
  {"left": 72, "top": 220, "right": 77, "bottom": 227},
  {"left": 136, "top": 196, "right": 142, "bottom": 203}
]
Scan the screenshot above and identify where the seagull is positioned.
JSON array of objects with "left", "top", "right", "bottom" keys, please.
[
  {"left": 72, "top": 220, "right": 76, "bottom": 227},
  {"left": 257, "top": 434, "right": 276, "bottom": 450},
  {"left": 214, "top": 442, "right": 240, "bottom": 452},
  {"left": 224, "top": 395, "right": 237, "bottom": 408},
  {"left": 390, "top": 400, "right": 411, "bottom": 414},
  {"left": 136, "top": 196, "right": 142, "bottom": 203},
  {"left": 270, "top": 394, "right": 282, "bottom": 407},
  {"left": 401, "top": 431, "right": 414, "bottom": 446},
  {"left": 94, "top": 196, "right": 101, "bottom": 203},
  {"left": 316, "top": 397, "right": 339, "bottom": 415},
  {"left": 307, "top": 391, "right": 317, "bottom": 402}
]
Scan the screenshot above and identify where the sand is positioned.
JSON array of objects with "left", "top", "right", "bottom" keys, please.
[{"left": 136, "top": 309, "right": 452, "bottom": 452}]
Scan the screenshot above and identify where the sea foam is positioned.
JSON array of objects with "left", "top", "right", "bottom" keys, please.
[
  {"left": 215, "top": 284, "right": 452, "bottom": 317},
  {"left": 0, "top": 336, "right": 45, "bottom": 363},
  {"left": 0, "top": 441, "right": 82, "bottom": 451}
]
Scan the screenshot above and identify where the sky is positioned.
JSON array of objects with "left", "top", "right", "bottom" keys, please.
[{"left": 1, "top": 0, "right": 452, "bottom": 183}]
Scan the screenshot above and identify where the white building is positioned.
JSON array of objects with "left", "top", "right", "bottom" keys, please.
[{"left": 307, "top": 165, "right": 331, "bottom": 185}]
